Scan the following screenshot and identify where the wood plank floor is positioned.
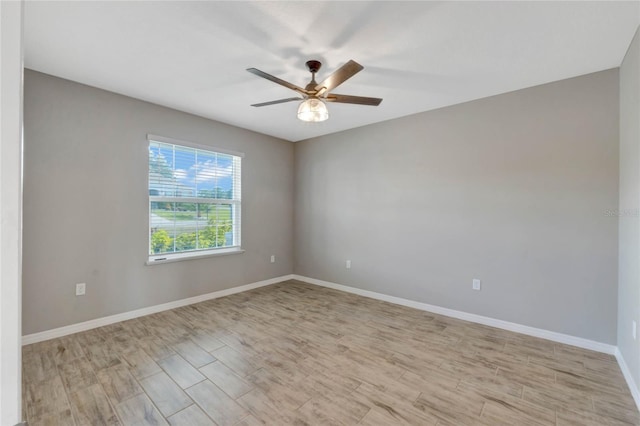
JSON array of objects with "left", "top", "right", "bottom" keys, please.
[{"left": 23, "top": 280, "right": 639, "bottom": 425}]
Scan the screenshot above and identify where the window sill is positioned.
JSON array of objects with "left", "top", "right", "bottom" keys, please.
[{"left": 146, "top": 247, "right": 245, "bottom": 265}]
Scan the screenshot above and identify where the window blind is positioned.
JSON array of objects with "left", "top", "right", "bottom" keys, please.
[{"left": 148, "top": 138, "right": 241, "bottom": 258}]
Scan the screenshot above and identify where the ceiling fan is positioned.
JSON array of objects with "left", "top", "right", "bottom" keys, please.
[{"left": 247, "top": 59, "right": 382, "bottom": 122}]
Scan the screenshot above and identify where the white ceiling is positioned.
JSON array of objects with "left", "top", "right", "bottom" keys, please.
[{"left": 24, "top": 1, "right": 639, "bottom": 142}]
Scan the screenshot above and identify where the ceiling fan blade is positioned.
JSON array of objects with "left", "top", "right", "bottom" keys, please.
[
  {"left": 247, "top": 68, "right": 307, "bottom": 95},
  {"left": 314, "top": 60, "right": 364, "bottom": 96},
  {"left": 250, "top": 97, "right": 302, "bottom": 107},
  {"left": 325, "top": 94, "right": 382, "bottom": 106}
]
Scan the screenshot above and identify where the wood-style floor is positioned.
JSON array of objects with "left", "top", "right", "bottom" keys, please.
[{"left": 23, "top": 280, "right": 638, "bottom": 425}]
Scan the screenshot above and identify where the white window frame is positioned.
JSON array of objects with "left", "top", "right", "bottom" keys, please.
[{"left": 146, "top": 134, "right": 244, "bottom": 265}]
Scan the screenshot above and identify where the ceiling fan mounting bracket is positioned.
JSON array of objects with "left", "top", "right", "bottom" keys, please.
[{"left": 305, "top": 60, "right": 322, "bottom": 74}]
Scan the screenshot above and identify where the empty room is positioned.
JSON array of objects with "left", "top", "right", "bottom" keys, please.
[{"left": 2, "top": 1, "right": 640, "bottom": 425}]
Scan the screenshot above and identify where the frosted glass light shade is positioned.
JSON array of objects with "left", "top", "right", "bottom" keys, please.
[{"left": 297, "top": 98, "right": 329, "bottom": 122}]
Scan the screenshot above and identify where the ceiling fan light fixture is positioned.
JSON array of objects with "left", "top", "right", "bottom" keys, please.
[
  {"left": 248, "top": 59, "right": 381, "bottom": 120},
  {"left": 297, "top": 98, "right": 329, "bottom": 122}
]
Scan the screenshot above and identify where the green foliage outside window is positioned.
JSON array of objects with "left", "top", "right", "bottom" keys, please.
[
  {"left": 150, "top": 218, "right": 232, "bottom": 254},
  {"left": 151, "top": 229, "right": 172, "bottom": 253}
]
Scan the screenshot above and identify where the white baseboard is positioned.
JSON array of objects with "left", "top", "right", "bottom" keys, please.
[
  {"left": 22, "top": 274, "right": 294, "bottom": 345},
  {"left": 291, "top": 274, "right": 617, "bottom": 355},
  {"left": 615, "top": 348, "right": 640, "bottom": 410}
]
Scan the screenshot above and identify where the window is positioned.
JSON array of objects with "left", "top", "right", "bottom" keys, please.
[{"left": 147, "top": 135, "right": 242, "bottom": 262}]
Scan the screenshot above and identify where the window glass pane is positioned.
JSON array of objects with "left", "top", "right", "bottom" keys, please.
[
  {"left": 213, "top": 204, "right": 233, "bottom": 247},
  {"left": 150, "top": 202, "right": 175, "bottom": 254},
  {"left": 150, "top": 202, "right": 236, "bottom": 254},
  {"left": 173, "top": 145, "right": 196, "bottom": 197},
  {"left": 149, "top": 143, "right": 176, "bottom": 197},
  {"left": 216, "top": 154, "right": 234, "bottom": 200},
  {"left": 199, "top": 204, "right": 226, "bottom": 248},
  {"left": 195, "top": 150, "right": 217, "bottom": 198},
  {"left": 149, "top": 143, "right": 240, "bottom": 200},
  {"left": 173, "top": 202, "right": 199, "bottom": 251},
  {"left": 195, "top": 203, "right": 216, "bottom": 249}
]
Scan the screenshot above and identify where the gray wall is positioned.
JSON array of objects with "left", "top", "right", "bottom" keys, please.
[
  {"left": 294, "top": 70, "right": 620, "bottom": 344},
  {"left": 23, "top": 70, "right": 294, "bottom": 335},
  {"left": 24, "top": 66, "right": 623, "bottom": 345},
  {"left": 618, "top": 27, "right": 640, "bottom": 383}
]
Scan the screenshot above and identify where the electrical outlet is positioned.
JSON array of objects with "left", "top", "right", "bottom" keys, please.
[
  {"left": 633, "top": 321, "right": 637, "bottom": 340},
  {"left": 270, "top": 255, "right": 275, "bottom": 263},
  {"left": 346, "top": 260, "right": 351, "bottom": 269},
  {"left": 472, "top": 279, "right": 481, "bottom": 291},
  {"left": 75, "top": 283, "right": 86, "bottom": 296}
]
